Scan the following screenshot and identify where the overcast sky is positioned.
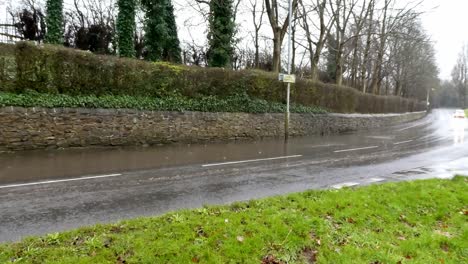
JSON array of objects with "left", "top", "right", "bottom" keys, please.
[
  {"left": 0, "top": 0, "right": 467, "bottom": 80},
  {"left": 419, "top": 0, "right": 468, "bottom": 79}
]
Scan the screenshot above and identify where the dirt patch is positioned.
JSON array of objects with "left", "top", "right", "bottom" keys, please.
[
  {"left": 301, "top": 247, "right": 318, "bottom": 263},
  {"left": 261, "top": 255, "right": 284, "bottom": 264}
]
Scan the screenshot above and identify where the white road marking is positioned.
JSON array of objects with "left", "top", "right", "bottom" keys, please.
[
  {"left": 308, "top": 144, "right": 345, "bottom": 148},
  {"left": 393, "top": 140, "right": 414, "bottom": 145},
  {"left": 397, "top": 120, "right": 430, "bottom": 132},
  {"left": 366, "top": 136, "right": 393, "bottom": 140},
  {"left": 366, "top": 178, "right": 385, "bottom": 183},
  {"left": 333, "top": 146, "right": 379, "bottom": 153},
  {"left": 0, "top": 174, "right": 123, "bottom": 189},
  {"left": 331, "top": 182, "right": 360, "bottom": 189},
  {"left": 202, "top": 155, "right": 303, "bottom": 167}
]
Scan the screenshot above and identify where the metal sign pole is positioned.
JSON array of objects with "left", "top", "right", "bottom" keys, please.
[{"left": 285, "top": 0, "right": 292, "bottom": 141}]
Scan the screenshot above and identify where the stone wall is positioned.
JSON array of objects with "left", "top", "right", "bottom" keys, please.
[{"left": 0, "top": 107, "right": 426, "bottom": 151}]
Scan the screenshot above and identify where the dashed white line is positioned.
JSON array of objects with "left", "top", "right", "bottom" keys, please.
[
  {"left": 202, "top": 155, "right": 303, "bottom": 167},
  {"left": 393, "top": 140, "right": 414, "bottom": 145},
  {"left": 333, "top": 146, "right": 379, "bottom": 153},
  {"left": 331, "top": 182, "right": 360, "bottom": 189},
  {"left": 0, "top": 174, "right": 123, "bottom": 189}
]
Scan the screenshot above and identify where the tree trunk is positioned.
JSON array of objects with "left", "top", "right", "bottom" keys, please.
[
  {"left": 335, "top": 44, "right": 343, "bottom": 86},
  {"left": 272, "top": 30, "right": 281, "bottom": 72},
  {"left": 350, "top": 40, "right": 359, "bottom": 88},
  {"left": 370, "top": 0, "right": 388, "bottom": 95},
  {"left": 254, "top": 30, "right": 259, "bottom": 68},
  {"left": 360, "top": 0, "right": 375, "bottom": 93}
]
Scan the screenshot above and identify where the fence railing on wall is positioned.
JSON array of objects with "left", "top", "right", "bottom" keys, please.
[{"left": 0, "top": 22, "right": 22, "bottom": 44}]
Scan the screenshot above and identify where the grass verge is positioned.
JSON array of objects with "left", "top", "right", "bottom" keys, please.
[
  {"left": 0, "top": 177, "right": 467, "bottom": 263},
  {"left": 0, "top": 92, "right": 327, "bottom": 114}
]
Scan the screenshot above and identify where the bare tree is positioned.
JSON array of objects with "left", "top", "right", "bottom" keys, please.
[
  {"left": 298, "top": 0, "right": 333, "bottom": 81},
  {"left": 348, "top": 0, "right": 371, "bottom": 88},
  {"left": 452, "top": 44, "right": 468, "bottom": 108},
  {"left": 369, "top": 0, "right": 422, "bottom": 94},
  {"left": 249, "top": 0, "right": 265, "bottom": 68},
  {"left": 264, "top": 0, "right": 298, "bottom": 73},
  {"left": 328, "top": 0, "right": 357, "bottom": 86},
  {"left": 359, "top": 0, "right": 375, "bottom": 93}
]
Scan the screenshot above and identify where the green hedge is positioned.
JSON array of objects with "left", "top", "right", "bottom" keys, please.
[
  {"left": 0, "top": 92, "right": 327, "bottom": 114},
  {"left": 0, "top": 42, "right": 425, "bottom": 113}
]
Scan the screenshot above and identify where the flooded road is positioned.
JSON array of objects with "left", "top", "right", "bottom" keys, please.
[{"left": 0, "top": 109, "right": 467, "bottom": 242}]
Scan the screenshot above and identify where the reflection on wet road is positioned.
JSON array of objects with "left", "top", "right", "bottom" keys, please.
[{"left": 0, "top": 109, "right": 467, "bottom": 242}]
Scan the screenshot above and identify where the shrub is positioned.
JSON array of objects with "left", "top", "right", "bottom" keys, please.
[
  {"left": 0, "top": 42, "right": 425, "bottom": 113},
  {"left": 0, "top": 91, "right": 327, "bottom": 114}
]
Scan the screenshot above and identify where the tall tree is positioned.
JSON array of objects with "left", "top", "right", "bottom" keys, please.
[
  {"left": 265, "top": 0, "right": 298, "bottom": 73},
  {"left": 325, "top": 33, "right": 338, "bottom": 82},
  {"left": 452, "top": 44, "right": 468, "bottom": 108},
  {"left": 328, "top": 0, "right": 357, "bottom": 86},
  {"left": 299, "top": 0, "right": 333, "bottom": 81},
  {"left": 249, "top": 0, "right": 264, "bottom": 69},
  {"left": 142, "top": 0, "right": 168, "bottom": 61},
  {"left": 206, "top": 0, "right": 236, "bottom": 67},
  {"left": 349, "top": 0, "right": 371, "bottom": 88},
  {"left": 45, "top": 0, "right": 64, "bottom": 44},
  {"left": 141, "top": 0, "right": 181, "bottom": 62},
  {"left": 163, "top": 1, "right": 182, "bottom": 63},
  {"left": 117, "top": 0, "right": 136, "bottom": 57},
  {"left": 359, "top": 0, "right": 375, "bottom": 93}
]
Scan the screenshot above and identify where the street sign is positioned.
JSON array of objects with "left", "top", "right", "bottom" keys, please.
[{"left": 278, "top": 74, "right": 296, "bottom": 83}]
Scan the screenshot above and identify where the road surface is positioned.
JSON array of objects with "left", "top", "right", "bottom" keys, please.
[{"left": 0, "top": 109, "right": 467, "bottom": 242}]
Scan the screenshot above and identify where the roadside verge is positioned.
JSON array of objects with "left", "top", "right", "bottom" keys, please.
[{"left": 0, "top": 177, "right": 466, "bottom": 263}]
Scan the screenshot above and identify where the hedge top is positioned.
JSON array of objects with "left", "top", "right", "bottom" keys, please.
[{"left": 0, "top": 42, "right": 425, "bottom": 113}]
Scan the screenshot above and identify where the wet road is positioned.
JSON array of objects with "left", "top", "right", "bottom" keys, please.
[{"left": 1, "top": 109, "right": 467, "bottom": 242}]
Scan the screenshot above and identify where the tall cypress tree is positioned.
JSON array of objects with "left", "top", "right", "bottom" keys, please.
[
  {"left": 45, "top": 0, "right": 64, "bottom": 44},
  {"left": 207, "top": 0, "right": 235, "bottom": 68},
  {"left": 117, "top": 0, "right": 136, "bottom": 57},
  {"left": 141, "top": 0, "right": 181, "bottom": 62},
  {"left": 142, "top": 0, "right": 167, "bottom": 61},
  {"left": 162, "top": 1, "right": 182, "bottom": 63}
]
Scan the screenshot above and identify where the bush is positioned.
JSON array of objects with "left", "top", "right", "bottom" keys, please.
[
  {"left": 0, "top": 42, "right": 425, "bottom": 113},
  {"left": 0, "top": 91, "right": 327, "bottom": 114}
]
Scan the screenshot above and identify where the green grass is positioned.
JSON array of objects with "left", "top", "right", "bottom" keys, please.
[
  {"left": 1, "top": 177, "right": 467, "bottom": 263},
  {"left": 0, "top": 92, "right": 327, "bottom": 114},
  {"left": 465, "top": 109, "right": 468, "bottom": 117}
]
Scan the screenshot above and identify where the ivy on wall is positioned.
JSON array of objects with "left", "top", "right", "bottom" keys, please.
[{"left": 207, "top": 0, "right": 236, "bottom": 68}]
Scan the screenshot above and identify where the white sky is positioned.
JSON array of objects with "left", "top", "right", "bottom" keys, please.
[
  {"left": 419, "top": 0, "right": 468, "bottom": 79},
  {"left": 0, "top": 0, "right": 467, "bottom": 80}
]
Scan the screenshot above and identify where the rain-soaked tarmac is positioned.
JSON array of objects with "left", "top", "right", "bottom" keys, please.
[{"left": 0, "top": 109, "right": 467, "bottom": 242}]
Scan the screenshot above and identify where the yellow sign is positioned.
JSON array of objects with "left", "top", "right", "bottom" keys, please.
[{"left": 279, "top": 74, "right": 296, "bottom": 83}]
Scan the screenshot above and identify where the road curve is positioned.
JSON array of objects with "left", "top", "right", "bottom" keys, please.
[{"left": 0, "top": 109, "right": 467, "bottom": 242}]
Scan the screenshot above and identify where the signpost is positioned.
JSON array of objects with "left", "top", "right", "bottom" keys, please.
[{"left": 284, "top": 0, "right": 293, "bottom": 141}]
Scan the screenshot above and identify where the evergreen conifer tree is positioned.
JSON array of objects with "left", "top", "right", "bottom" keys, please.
[
  {"left": 142, "top": 0, "right": 181, "bottom": 62},
  {"left": 163, "top": 1, "right": 182, "bottom": 63}
]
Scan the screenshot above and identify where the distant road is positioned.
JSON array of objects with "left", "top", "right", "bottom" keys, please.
[{"left": 1, "top": 109, "right": 467, "bottom": 242}]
